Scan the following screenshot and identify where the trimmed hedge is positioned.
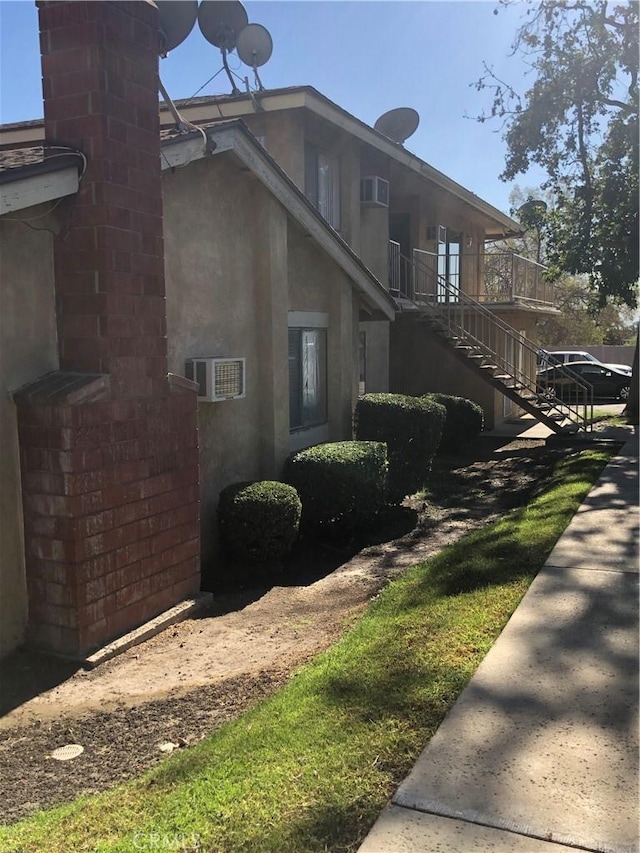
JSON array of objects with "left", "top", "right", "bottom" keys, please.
[
  {"left": 282, "top": 440, "right": 388, "bottom": 533},
  {"left": 218, "top": 480, "right": 301, "bottom": 563},
  {"left": 354, "top": 393, "right": 446, "bottom": 503},
  {"left": 426, "top": 393, "right": 484, "bottom": 452}
]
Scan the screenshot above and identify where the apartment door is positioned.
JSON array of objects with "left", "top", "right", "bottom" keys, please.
[
  {"left": 437, "top": 226, "right": 462, "bottom": 302},
  {"left": 390, "top": 212, "right": 412, "bottom": 298}
]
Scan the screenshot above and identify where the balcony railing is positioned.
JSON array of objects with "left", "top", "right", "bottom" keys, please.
[
  {"left": 388, "top": 243, "right": 554, "bottom": 307},
  {"left": 388, "top": 245, "right": 593, "bottom": 432},
  {"left": 480, "top": 252, "right": 553, "bottom": 306}
]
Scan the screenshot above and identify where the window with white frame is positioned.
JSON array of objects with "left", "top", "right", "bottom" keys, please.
[
  {"left": 288, "top": 321, "right": 328, "bottom": 431},
  {"left": 304, "top": 143, "right": 340, "bottom": 230}
]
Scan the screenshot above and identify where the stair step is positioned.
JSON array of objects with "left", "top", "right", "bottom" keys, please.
[{"left": 521, "top": 393, "right": 547, "bottom": 403}]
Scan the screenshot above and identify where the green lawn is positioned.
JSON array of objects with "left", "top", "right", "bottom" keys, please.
[{"left": 0, "top": 448, "right": 612, "bottom": 853}]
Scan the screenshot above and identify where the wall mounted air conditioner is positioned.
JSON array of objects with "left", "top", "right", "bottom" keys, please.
[
  {"left": 360, "top": 176, "right": 389, "bottom": 208},
  {"left": 184, "top": 357, "right": 246, "bottom": 402}
]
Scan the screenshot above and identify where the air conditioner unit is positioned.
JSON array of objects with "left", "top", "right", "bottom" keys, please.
[
  {"left": 360, "top": 176, "right": 389, "bottom": 208},
  {"left": 184, "top": 357, "right": 246, "bottom": 402}
]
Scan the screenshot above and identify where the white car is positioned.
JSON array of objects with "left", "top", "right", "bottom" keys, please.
[{"left": 539, "top": 350, "right": 632, "bottom": 377}]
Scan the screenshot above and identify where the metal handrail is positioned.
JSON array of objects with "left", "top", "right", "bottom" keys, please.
[
  {"left": 394, "top": 247, "right": 593, "bottom": 431},
  {"left": 405, "top": 247, "right": 553, "bottom": 306}
]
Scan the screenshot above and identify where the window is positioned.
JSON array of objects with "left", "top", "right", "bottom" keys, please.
[
  {"left": 288, "top": 327, "right": 327, "bottom": 430},
  {"left": 358, "top": 331, "right": 366, "bottom": 395},
  {"left": 305, "top": 143, "right": 340, "bottom": 229}
]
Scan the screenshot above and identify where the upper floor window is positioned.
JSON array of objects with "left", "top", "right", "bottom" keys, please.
[{"left": 305, "top": 143, "right": 340, "bottom": 230}]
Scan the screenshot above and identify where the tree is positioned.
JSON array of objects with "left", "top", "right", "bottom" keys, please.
[
  {"left": 475, "top": 1, "right": 639, "bottom": 418},
  {"left": 475, "top": 0, "right": 638, "bottom": 307},
  {"left": 489, "top": 185, "right": 638, "bottom": 348},
  {"left": 536, "top": 275, "right": 638, "bottom": 346}
]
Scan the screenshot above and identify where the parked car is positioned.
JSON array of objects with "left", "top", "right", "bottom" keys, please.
[
  {"left": 537, "top": 360, "right": 631, "bottom": 401},
  {"left": 538, "top": 349, "right": 632, "bottom": 376}
]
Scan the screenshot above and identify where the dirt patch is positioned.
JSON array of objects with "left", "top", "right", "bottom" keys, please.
[{"left": 0, "top": 437, "right": 581, "bottom": 824}]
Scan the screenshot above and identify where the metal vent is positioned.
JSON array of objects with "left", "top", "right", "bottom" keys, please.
[{"left": 213, "top": 359, "right": 244, "bottom": 399}]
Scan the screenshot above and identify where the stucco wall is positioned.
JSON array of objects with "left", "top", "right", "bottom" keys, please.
[
  {"left": 360, "top": 320, "right": 390, "bottom": 393},
  {"left": 390, "top": 309, "right": 545, "bottom": 429},
  {"left": 389, "top": 317, "right": 497, "bottom": 428},
  {"left": 163, "top": 156, "right": 282, "bottom": 567},
  {"left": 360, "top": 206, "right": 389, "bottom": 284},
  {"left": 239, "top": 109, "right": 393, "bottom": 398},
  {"left": 163, "top": 153, "right": 364, "bottom": 569},
  {"left": 0, "top": 212, "right": 58, "bottom": 656},
  {"left": 242, "top": 110, "right": 305, "bottom": 188},
  {"left": 287, "top": 220, "right": 358, "bottom": 444}
]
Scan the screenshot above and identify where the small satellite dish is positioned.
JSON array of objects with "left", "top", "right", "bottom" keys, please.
[
  {"left": 198, "top": 0, "right": 249, "bottom": 51},
  {"left": 156, "top": 0, "right": 198, "bottom": 55},
  {"left": 374, "top": 108, "right": 420, "bottom": 144},
  {"left": 237, "top": 23, "right": 273, "bottom": 68}
]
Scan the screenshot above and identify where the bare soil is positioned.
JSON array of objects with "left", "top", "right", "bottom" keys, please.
[{"left": 0, "top": 436, "right": 577, "bottom": 824}]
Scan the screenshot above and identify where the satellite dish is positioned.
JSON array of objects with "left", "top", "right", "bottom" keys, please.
[
  {"left": 237, "top": 23, "right": 273, "bottom": 68},
  {"left": 517, "top": 199, "right": 548, "bottom": 219},
  {"left": 198, "top": 0, "right": 249, "bottom": 51},
  {"left": 374, "top": 108, "right": 420, "bottom": 144},
  {"left": 155, "top": 0, "right": 198, "bottom": 55}
]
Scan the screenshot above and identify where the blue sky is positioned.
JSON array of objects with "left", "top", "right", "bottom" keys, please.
[{"left": 0, "top": 0, "right": 546, "bottom": 214}]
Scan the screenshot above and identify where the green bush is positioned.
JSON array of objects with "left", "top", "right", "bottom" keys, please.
[
  {"left": 282, "top": 441, "right": 388, "bottom": 533},
  {"left": 354, "top": 393, "right": 446, "bottom": 503},
  {"left": 426, "top": 394, "right": 484, "bottom": 452},
  {"left": 218, "top": 480, "right": 301, "bottom": 563}
]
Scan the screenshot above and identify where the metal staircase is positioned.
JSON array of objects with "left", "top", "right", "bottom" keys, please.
[{"left": 390, "top": 249, "right": 593, "bottom": 434}]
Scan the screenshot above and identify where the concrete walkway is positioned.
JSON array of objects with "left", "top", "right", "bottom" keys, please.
[{"left": 359, "top": 430, "right": 639, "bottom": 853}]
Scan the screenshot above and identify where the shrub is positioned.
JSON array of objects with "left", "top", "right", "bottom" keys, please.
[
  {"left": 282, "top": 441, "right": 387, "bottom": 533},
  {"left": 354, "top": 393, "right": 446, "bottom": 503},
  {"left": 218, "top": 480, "right": 301, "bottom": 563},
  {"left": 426, "top": 394, "right": 484, "bottom": 452}
]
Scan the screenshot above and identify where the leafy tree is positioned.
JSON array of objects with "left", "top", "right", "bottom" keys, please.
[
  {"left": 475, "top": 1, "right": 639, "bottom": 418},
  {"left": 475, "top": 0, "right": 638, "bottom": 308},
  {"left": 536, "top": 275, "right": 638, "bottom": 346},
  {"left": 486, "top": 184, "right": 551, "bottom": 262}
]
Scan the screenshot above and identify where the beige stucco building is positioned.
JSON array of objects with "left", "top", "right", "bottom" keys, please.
[
  {"left": 1, "top": 85, "right": 558, "bottom": 658},
  {"left": 155, "top": 87, "right": 555, "bottom": 422},
  {"left": 160, "top": 122, "right": 395, "bottom": 568},
  {"left": 0, "top": 110, "right": 396, "bottom": 655}
]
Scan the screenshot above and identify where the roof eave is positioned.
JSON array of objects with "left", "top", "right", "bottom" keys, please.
[
  {"left": 0, "top": 163, "right": 78, "bottom": 215},
  {"left": 158, "top": 86, "right": 521, "bottom": 235}
]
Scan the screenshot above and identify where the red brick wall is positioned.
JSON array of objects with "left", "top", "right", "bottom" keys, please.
[
  {"left": 38, "top": 0, "right": 166, "bottom": 397},
  {"left": 19, "top": 393, "right": 200, "bottom": 654},
  {"left": 17, "top": 1, "right": 201, "bottom": 656}
]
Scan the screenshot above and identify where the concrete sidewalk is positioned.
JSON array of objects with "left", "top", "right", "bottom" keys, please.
[{"left": 359, "top": 431, "right": 639, "bottom": 853}]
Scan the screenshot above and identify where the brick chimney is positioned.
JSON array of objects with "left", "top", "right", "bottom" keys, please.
[{"left": 15, "top": 1, "right": 201, "bottom": 656}]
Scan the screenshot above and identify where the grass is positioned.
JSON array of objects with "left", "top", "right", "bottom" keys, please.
[
  {"left": 590, "top": 412, "right": 633, "bottom": 426},
  {"left": 0, "top": 448, "right": 613, "bottom": 853}
]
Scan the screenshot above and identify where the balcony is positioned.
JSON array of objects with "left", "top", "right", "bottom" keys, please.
[
  {"left": 478, "top": 252, "right": 553, "bottom": 307},
  {"left": 388, "top": 243, "right": 554, "bottom": 308}
]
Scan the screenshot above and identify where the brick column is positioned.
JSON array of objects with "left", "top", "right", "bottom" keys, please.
[
  {"left": 16, "top": 1, "right": 201, "bottom": 656},
  {"left": 39, "top": 0, "right": 166, "bottom": 398}
]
